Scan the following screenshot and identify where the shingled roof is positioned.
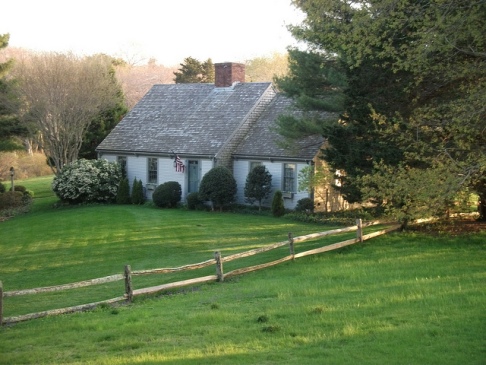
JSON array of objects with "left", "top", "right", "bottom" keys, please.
[
  {"left": 233, "top": 93, "right": 325, "bottom": 161},
  {"left": 96, "top": 81, "right": 274, "bottom": 158}
]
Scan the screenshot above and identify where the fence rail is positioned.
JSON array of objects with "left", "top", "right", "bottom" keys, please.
[{"left": 0, "top": 219, "right": 401, "bottom": 325}]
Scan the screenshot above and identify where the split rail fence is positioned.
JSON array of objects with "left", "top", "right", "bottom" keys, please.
[{"left": 0, "top": 219, "right": 401, "bottom": 325}]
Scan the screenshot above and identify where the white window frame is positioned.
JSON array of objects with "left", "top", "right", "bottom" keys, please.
[{"left": 283, "top": 163, "right": 296, "bottom": 193}]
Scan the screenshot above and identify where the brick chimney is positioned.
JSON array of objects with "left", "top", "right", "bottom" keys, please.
[{"left": 214, "top": 62, "right": 245, "bottom": 87}]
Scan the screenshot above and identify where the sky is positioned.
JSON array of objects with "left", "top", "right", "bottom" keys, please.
[{"left": 1, "top": 0, "right": 305, "bottom": 66}]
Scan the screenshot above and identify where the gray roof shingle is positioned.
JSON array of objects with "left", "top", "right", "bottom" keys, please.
[
  {"left": 233, "top": 94, "right": 325, "bottom": 161},
  {"left": 97, "top": 82, "right": 274, "bottom": 156}
]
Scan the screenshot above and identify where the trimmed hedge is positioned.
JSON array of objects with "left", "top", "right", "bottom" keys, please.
[{"left": 153, "top": 181, "right": 182, "bottom": 208}]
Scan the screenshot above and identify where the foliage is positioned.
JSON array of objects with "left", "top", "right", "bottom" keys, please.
[
  {"left": 173, "top": 57, "right": 215, "bottom": 83},
  {"left": 131, "top": 178, "right": 145, "bottom": 205},
  {"left": 298, "top": 164, "right": 337, "bottom": 205},
  {"left": 186, "top": 191, "right": 204, "bottom": 210},
  {"left": 152, "top": 181, "right": 182, "bottom": 208},
  {"left": 52, "top": 159, "right": 121, "bottom": 204},
  {"left": 0, "top": 190, "right": 24, "bottom": 209},
  {"left": 116, "top": 177, "right": 131, "bottom": 204},
  {"left": 198, "top": 165, "right": 237, "bottom": 211},
  {"left": 12, "top": 53, "right": 125, "bottom": 175},
  {"left": 0, "top": 151, "right": 52, "bottom": 180},
  {"left": 0, "top": 33, "right": 26, "bottom": 152},
  {"left": 245, "top": 52, "right": 288, "bottom": 82},
  {"left": 79, "top": 58, "right": 128, "bottom": 160},
  {"left": 295, "top": 197, "right": 314, "bottom": 213},
  {"left": 0, "top": 182, "right": 5, "bottom": 193},
  {"left": 271, "top": 190, "right": 286, "bottom": 217},
  {"left": 277, "top": 0, "right": 486, "bottom": 220},
  {"left": 244, "top": 165, "right": 272, "bottom": 211}
]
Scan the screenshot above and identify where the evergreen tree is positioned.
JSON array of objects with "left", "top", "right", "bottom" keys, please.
[
  {"left": 244, "top": 165, "right": 272, "bottom": 211},
  {"left": 271, "top": 191, "right": 285, "bottom": 217},
  {"left": 131, "top": 178, "right": 144, "bottom": 205},
  {"left": 79, "top": 56, "right": 128, "bottom": 159},
  {"left": 116, "top": 177, "right": 131, "bottom": 204},
  {"left": 0, "top": 34, "right": 26, "bottom": 151},
  {"left": 173, "top": 57, "right": 214, "bottom": 83},
  {"left": 277, "top": 0, "right": 486, "bottom": 221}
]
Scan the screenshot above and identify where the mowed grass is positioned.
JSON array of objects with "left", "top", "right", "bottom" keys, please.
[{"left": 0, "top": 176, "right": 485, "bottom": 364}]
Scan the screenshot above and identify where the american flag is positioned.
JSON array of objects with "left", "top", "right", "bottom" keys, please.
[{"left": 175, "top": 155, "right": 185, "bottom": 173}]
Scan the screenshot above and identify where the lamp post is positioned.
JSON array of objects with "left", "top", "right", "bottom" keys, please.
[{"left": 9, "top": 167, "right": 15, "bottom": 191}]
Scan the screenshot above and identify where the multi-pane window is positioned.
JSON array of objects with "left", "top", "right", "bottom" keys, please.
[
  {"left": 283, "top": 163, "right": 296, "bottom": 192},
  {"left": 117, "top": 156, "right": 127, "bottom": 178},
  {"left": 148, "top": 157, "right": 158, "bottom": 184}
]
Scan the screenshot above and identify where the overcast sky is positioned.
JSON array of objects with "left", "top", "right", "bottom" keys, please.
[{"left": 1, "top": 0, "right": 305, "bottom": 66}]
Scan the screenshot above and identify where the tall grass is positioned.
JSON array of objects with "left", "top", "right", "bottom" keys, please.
[{"left": 0, "top": 177, "right": 484, "bottom": 364}]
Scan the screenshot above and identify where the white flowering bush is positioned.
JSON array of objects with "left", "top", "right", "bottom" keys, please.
[{"left": 52, "top": 159, "right": 121, "bottom": 204}]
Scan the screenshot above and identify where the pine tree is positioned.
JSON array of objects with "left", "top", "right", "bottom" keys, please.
[
  {"left": 116, "top": 177, "right": 130, "bottom": 204},
  {"left": 173, "top": 57, "right": 214, "bottom": 83},
  {"left": 131, "top": 178, "right": 144, "bottom": 205}
]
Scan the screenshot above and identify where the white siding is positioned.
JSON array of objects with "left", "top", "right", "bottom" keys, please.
[
  {"left": 234, "top": 159, "right": 312, "bottom": 210},
  {"left": 102, "top": 154, "right": 315, "bottom": 209}
]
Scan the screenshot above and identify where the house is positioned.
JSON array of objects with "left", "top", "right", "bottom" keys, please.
[{"left": 96, "top": 62, "right": 346, "bottom": 210}]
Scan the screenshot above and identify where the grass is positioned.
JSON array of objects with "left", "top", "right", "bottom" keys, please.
[{"left": 0, "top": 176, "right": 485, "bottom": 364}]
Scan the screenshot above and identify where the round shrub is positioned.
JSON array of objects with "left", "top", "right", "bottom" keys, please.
[
  {"left": 0, "top": 191, "right": 24, "bottom": 210},
  {"left": 52, "top": 159, "right": 121, "bottom": 204},
  {"left": 0, "top": 183, "right": 6, "bottom": 194},
  {"left": 153, "top": 181, "right": 182, "bottom": 208},
  {"left": 198, "top": 166, "right": 237, "bottom": 211},
  {"left": 186, "top": 192, "right": 204, "bottom": 210},
  {"left": 295, "top": 198, "right": 314, "bottom": 213},
  {"left": 10, "top": 185, "right": 27, "bottom": 193},
  {"left": 272, "top": 190, "right": 286, "bottom": 217}
]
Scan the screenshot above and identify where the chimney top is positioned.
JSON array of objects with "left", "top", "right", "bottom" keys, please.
[{"left": 214, "top": 62, "right": 245, "bottom": 87}]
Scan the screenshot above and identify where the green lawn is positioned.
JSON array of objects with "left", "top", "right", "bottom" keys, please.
[{"left": 0, "top": 176, "right": 485, "bottom": 364}]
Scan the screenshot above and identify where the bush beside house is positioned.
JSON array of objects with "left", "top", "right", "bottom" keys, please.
[
  {"left": 198, "top": 166, "right": 237, "bottom": 212},
  {"left": 52, "top": 159, "right": 121, "bottom": 204},
  {"left": 272, "top": 190, "right": 286, "bottom": 217},
  {"left": 153, "top": 181, "right": 182, "bottom": 208}
]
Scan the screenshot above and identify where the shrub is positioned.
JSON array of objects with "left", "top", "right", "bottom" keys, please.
[
  {"left": 198, "top": 166, "right": 237, "bottom": 212},
  {"left": 186, "top": 192, "right": 204, "bottom": 210},
  {"left": 131, "top": 178, "right": 145, "bottom": 205},
  {"left": 295, "top": 198, "right": 314, "bottom": 213},
  {"left": 272, "top": 190, "right": 286, "bottom": 217},
  {"left": 116, "top": 178, "right": 131, "bottom": 204},
  {"left": 0, "top": 183, "right": 5, "bottom": 194},
  {"left": 0, "top": 191, "right": 24, "bottom": 210},
  {"left": 52, "top": 159, "right": 121, "bottom": 204},
  {"left": 11, "top": 185, "right": 27, "bottom": 193},
  {"left": 153, "top": 181, "right": 182, "bottom": 208},
  {"left": 244, "top": 165, "right": 272, "bottom": 211}
]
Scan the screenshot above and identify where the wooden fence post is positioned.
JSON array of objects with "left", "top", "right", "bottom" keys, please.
[
  {"left": 356, "top": 219, "right": 363, "bottom": 243},
  {"left": 214, "top": 251, "right": 224, "bottom": 282},
  {"left": 0, "top": 281, "right": 3, "bottom": 326},
  {"left": 288, "top": 232, "right": 295, "bottom": 260},
  {"left": 124, "top": 265, "right": 133, "bottom": 302}
]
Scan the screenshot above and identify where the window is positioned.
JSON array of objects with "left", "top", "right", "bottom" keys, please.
[
  {"left": 249, "top": 161, "right": 262, "bottom": 173},
  {"left": 148, "top": 158, "right": 158, "bottom": 184},
  {"left": 117, "top": 156, "right": 127, "bottom": 178},
  {"left": 283, "top": 163, "right": 296, "bottom": 192}
]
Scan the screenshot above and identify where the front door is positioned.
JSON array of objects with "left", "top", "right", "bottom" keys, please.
[{"left": 188, "top": 160, "right": 199, "bottom": 193}]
